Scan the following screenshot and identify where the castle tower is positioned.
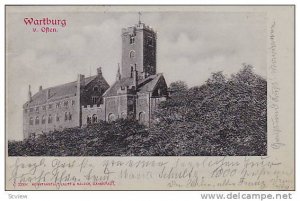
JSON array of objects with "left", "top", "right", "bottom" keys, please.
[{"left": 121, "top": 17, "right": 156, "bottom": 79}]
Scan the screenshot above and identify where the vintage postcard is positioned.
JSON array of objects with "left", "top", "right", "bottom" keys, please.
[{"left": 5, "top": 5, "right": 294, "bottom": 190}]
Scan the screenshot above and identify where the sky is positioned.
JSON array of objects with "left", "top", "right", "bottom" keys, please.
[{"left": 6, "top": 6, "right": 267, "bottom": 140}]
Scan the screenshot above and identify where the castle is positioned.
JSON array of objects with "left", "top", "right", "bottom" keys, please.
[{"left": 23, "top": 19, "right": 168, "bottom": 139}]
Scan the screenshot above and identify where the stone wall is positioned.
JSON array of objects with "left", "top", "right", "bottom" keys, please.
[
  {"left": 121, "top": 27, "right": 144, "bottom": 78},
  {"left": 81, "top": 75, "right": 109, "bottom": 106},
  {"left": 136, "top": 93, "right": 150, "bottom": 125},
  {"left": 104, "top": 95, "right": 131, "bottom": 122},
  {"left": 23, "top": 95, "right": 79, "bottom": 138},
  {"left": 81, "top": 104, "right": 105, "bottom": 126}
]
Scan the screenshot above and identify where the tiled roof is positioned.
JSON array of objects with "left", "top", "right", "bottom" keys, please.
[
  {"left": 138, "top": 73, "right": 163, "bottom": 93},
  {"left": 24, "top": 75, "right": 97, "bottom": 107},
  {"left": 103, "top": 73, "right": 164, "bottom": 97}
]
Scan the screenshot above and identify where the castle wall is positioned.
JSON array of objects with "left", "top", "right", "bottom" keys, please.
[
  {"left": 104, "top": 95, "right": 130, "bottom": 121},
  {"left": 23, "top": 22, "right": 167, "bottom": 138},
  {"left": 82, "top": 104, "right": 105, "bottom": 126},
  {"left": 136, "top": 93, "right": 150, "bottom": 126},
  {"left": 23, "top": 95, "right": 80, "bottom": 138}
]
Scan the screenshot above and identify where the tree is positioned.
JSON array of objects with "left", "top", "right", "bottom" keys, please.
[{"left": 169, "top": 81, "right": 188, "bottom": 94}]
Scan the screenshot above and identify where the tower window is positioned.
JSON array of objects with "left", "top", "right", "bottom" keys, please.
[
  {"left": 56, "top": 114, "right": 60, "bottom": 122},
  {"left": 147, "top": 36, "right": 153, "bottom": 46},
  {"left": 129, "top": 50, "right": 135, "bottom": 58},
  {"left": 130, "top": 35, "right": 135, "bottom": 44}
]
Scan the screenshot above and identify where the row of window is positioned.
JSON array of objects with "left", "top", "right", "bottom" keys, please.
[
  {"left": 25, "top": 100, "right": 75, "bottom": 113},
  {"left": 129, "top": 35, "right": 154, "bottom": 46},
  {"left": 106, "top": 112, "right": 145, "bottom": 123},
  {"left": 29, "top": 112, "right": 73, "bottom": 125}
]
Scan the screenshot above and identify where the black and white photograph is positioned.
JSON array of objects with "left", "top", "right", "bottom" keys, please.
[{"left": 7, "top": 7, "right": 268, "bottom": 156}]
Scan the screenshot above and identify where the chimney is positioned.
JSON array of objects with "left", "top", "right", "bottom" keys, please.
[
  {"left": 46, "top": 89, "right": 51, "bottom": 99},
  {"left": 28, "top": 85, "right": 32, "bottom": 102},
  {"left": 39, "top": 85, "right": 43, "bottom": 92},
  {"left": 77, "top": 74, "right": 85, "bottom": 89},
  {"left": 97, "top": 67, "right": 102, "bottom": 76}
]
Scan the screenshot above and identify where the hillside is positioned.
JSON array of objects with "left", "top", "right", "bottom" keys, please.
[{"left": 8, "top": 65, "right": 267, "bottom": 156}]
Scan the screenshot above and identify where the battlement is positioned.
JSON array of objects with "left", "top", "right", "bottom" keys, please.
[{"left": 122, "top": 23, "right": 155, "bottom": 35}]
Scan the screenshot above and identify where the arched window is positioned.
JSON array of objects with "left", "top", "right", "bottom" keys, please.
[
  {"left": 121, "top": 112, "right": 126, "bottom": 119},
  {"left": 139, "top": 112, "right": 145, "bottom": 123},
  {"left": 65, "top": 112, "right": 68, "bottom": 121},
  {"left": 93, "top": 86, "right": 98, "bottom": 92},
  {"left": 41, "top": 115, "right": 46, "bottom": 124},
  {"left": 48, "top": 114, "right": 52, "bottom": 124},
  {"left": 56, "top": 114, "right": 60, "bottom": 122},
  {"left": 35, "top": 116, "right": 39, "bottom": 125},
  {"left": 92, "top": 114, "right": 98, "bottom": 123},
  {"left": 69, "top": 112, "right": 72, "bottom": 121},
  {"left": 108, "top": 113, "right": 115, "bottom": 123},
  {"left": 129, "top": 50, "right": 135, "bottom": 58},
  {"left": 29, "top": 117, "right": 34, "bottom": 125},
  {"left": 87, "top": 116, "right": 91, "bottom": 125}
]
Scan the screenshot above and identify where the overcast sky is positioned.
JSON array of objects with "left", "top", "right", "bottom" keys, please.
[{"left": 6, "top": 6, "right": 267, "bottom": 140}]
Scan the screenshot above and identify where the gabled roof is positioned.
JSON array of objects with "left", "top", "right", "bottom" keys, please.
[
  {"left": 24, "top": 75, "right": 97, "bottom": 107},
  {"left": 103, "top": 73, "right": 164, "bottom": 97},
  {"left": 138, "top": 73, "right": 163, "bottom": 93}
]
